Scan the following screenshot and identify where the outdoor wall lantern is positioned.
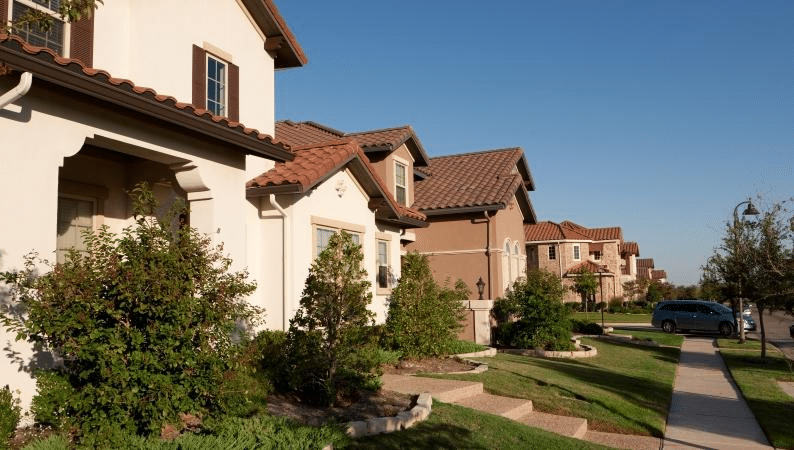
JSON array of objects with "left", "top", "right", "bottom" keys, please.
[{"left": 476, "top": 277, "right": 486, "bottom": 300}]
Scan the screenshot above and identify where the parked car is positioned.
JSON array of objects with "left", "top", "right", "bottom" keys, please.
[
  {"left": 741, "top": 313, "right": 756, "bottom": 331},
  {"left": 651, "top": 300, "right": 736, "bottom": 336}
]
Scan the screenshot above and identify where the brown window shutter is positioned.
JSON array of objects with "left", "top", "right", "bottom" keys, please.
[
  {"left": 0, "top": 0, "right": 8, "bottom": 30},
  {"left": 192, "top": 45, "right": 206, "bottom": 110},
  {"left": 228, "top": 61, "right": 239, "bottom": 121},
  {"left": 69, "top": 13, "right": 94, "bottom": 67}
]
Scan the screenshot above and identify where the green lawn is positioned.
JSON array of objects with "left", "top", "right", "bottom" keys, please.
[
  {"left": 349, "top": 401, "right": 612, "bottom": 450},
  {"left": 572, "top": 312, "right": 651, "bottom": 323},
  {"left": 611, "top": 328, "right": 684, "bottom": 347},
  {"left": 428, "top": 338, "right": 678, "bottom": 437},
  {"left": 717, "top": 338, "right": 782, "bottom": 352},
  {"left": 720, "top": 349, "right": 794, "bottom": 449}
]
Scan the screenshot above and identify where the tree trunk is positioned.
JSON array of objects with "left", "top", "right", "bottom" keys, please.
[{"left": 758, "top": 306, "right": 767, "bottom": 359}]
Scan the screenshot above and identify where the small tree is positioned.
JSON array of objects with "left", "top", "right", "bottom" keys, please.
[
  {"left": 571, "top": 267, "right": 598, "bottom": 312},
  {"left": 385, "top": 253, "right": 468, "bottom": 357},
  {"left": 286, "top": 231, "right": 375, "bottom": 405},
  {"left": 0, "top": 184, "right": 259, "bottom": 440},
  {"left": 498, "top": 269, "right": 573, "bottom": 350}
]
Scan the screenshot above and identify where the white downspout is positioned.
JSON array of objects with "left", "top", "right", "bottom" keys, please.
[
  {"left": 268, "top": 194, "right": 290, "bottom": 331},
  {"left": 0, "top": 72, "right": 33, "bottom": 109}
]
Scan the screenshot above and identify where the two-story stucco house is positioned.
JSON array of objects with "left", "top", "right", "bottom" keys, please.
[
  {"left": 525, "top": 221, "right": 633, "bottom": 304},
  {"left": 406, "top": 148, "right": 537, "bottom": 300},
  {"left": 1, "top": 0, "right": 305, "bottom": 415},
  {"left": 258, "top": 121, "right": 429, "bottom": 327}
]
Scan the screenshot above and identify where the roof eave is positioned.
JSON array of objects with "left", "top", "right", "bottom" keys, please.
[
  {"left": 242, "top": 0, "right": 308, "bottom": 69},
  {"left": 0, "top": 40, "right": 294, "bottom": 162},
  {"left": 421, "top": 205, "right": 504, "bottom": 217},
  {"left": 246, "top": 184, "right": 303, "bottom": 197}
]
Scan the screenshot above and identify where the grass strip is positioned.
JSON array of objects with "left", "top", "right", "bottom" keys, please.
[
  {"left": 611, "top": 329, "right": 684, "bottom": 347},
  {"left": 431, "top": 338, "right": 678, "bottom": 437},
  {"left": 348, "top": 401, "right": 612, "bottom": 450},
  {"left": 571, "top": 312, "right": 651, "bottom": 323},
  {"left": 720, "top": 349, "right": 794, "bottom": 449}
]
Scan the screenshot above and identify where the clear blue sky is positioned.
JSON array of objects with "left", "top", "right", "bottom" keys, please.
[{"left": 274, "top": 0, "right": 794, "bottom": 286}]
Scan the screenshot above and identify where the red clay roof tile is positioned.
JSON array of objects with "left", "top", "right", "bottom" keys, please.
[
  {"left": 524, "top": 221, "right": 593, "bottom": 241},
  {"left": 412, "top": 148, "right": 527, "bottom": 212},
  {"left": 620, "top": 241, "right": 640, "bottom": 256},
  {"left": 566, "top": 260, "right": 611, "bottom": 276}
]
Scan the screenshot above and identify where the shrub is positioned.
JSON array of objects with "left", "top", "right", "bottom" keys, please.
[
  {"left": 570, "top": 319, "right": 604, "bottom": 335},
  {"left": 285, "top": 231, "right": 377, "bottom": 406},
  {"left": 385, "top": 253, "right": 468, "bottom": 358},
  {"left": 607, "top": 296, "right": 625, "bottom": 313},
  {"left": 498, "top": 270, "right": 573, "bottom": 351},
  {"left": 1, "top": 184, "right": 259, "bottom": 441},
  {"left": 0, "top": 385, "right": 21, "bottom": 448}
]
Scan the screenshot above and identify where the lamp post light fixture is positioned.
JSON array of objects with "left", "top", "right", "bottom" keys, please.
[
  {"left": 597, "top": 266, "right": 607, "bottom": 332},
  {"left": 476, "top": 277, "right": 486, "bottom": 300},
  {"left": 733, "top": 198, "right": 759, "bottom": 343}
]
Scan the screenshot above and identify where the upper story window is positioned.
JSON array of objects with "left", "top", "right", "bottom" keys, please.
[
  {"left": 548, "top": 245, "right": 556, "bottom": 260},
  {"left": 593, "top": 250, "right": 602, "bottom": 261},
  {"left": 11, "top": 0, "right": 67, "bottom": 55},
  {"left": 192, "top": 45, "right": 239, "bottom": 121},
  {"left": 573, "top": 244, "right": 581, "bottom": 260},
  {"left": 206, "top": 54, "right": 227, "bottom": 117},
  {"left": 395, "top": 161, "right": 407, "bottom": 205}
]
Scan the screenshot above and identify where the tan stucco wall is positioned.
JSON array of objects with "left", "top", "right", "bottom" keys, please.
[{"left": 366, "top": 144, "right": 414, "bottom": 207}]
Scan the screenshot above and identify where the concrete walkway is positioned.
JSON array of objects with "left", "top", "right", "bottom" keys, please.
[
  {"left": 381, "top": 373, "right": 661, "bottom": 450},
  {"left": 663, "top": 336, "right": 772, "bottom": 450}
]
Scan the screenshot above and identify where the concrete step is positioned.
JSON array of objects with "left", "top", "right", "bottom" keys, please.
[
  {"left": 516, "top": 411, "right": 588, "bottom": 439},
  {"left": 452, "top": 393, "right": 533, "bottom": 420},
  {"left": 583, "top": 430, "right": 661, "bottom": 450},
  {"left": 381, "top": 374, "right": 483, "bottom": 403}
]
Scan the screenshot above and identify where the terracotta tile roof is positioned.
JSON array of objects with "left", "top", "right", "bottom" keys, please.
[
  {"left": 560, "top": 221, "right": 622, "bottom": 241},
  {"left": 246, "top": 138, "right": 426, "bottom": 225},
  {"left": 275, "top": 121, "right": 429, "bottom": 166},
  {"left": 566, "top": 260, "right": 611, "bottom": 276},
  {"left": 620, "top": 241, "right": 640, "bottom": 256},
  {"left": 256, "top": 0, "right": 308, "bottom": 68},
  {"left": 651, "top": 270, "right": 667, "bottom": 281},
  {"left": 413, "top": 148, "right": 530, "bottom": 212},
  {"left": 524, "top": 221, "right": 592, "bottom": 242},
  {"left": 0, "top": 34, "right": 292, "bottom": 161},
  {"left": 637, "top": 258, "right": 655, "bottom": 269}
]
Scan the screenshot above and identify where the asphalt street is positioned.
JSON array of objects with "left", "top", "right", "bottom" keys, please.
[{"left": 747, "top": 308, "right": 794, "bottom": 360}]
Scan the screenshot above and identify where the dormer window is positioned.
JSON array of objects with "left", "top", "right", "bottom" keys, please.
[
  {"left": 11, "top": 0, "right": 68, "bottom": 55},
  {"left": 206, "top": 54, "right": 227, "bottom": 117},
  {"left": 395, "top": 161, "right": 407, "bottom": 205}
]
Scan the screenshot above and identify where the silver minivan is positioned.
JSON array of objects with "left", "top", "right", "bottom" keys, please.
[{"left": 651, "top": 300, "right": 736, "bottom": 336}]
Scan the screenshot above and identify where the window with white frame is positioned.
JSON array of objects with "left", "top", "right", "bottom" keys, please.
[
  {"left": 56, "top": 196, "right": 94, "bottom": 264},
  {"left": 548, "top": 245, "right": 556, "bottom": 260},
  {"left": 504, "top": 241, "right": 512, "bottom": 287},
  {"left": 573, "top": 244, "right": 581, "bottom": 260},
  {"left": 394, "top": 161, "right": 407, "bottom": 205},
  {"left": 11, "top": 0, "right": 68, "bottom": 55},
  {"left": 206, "top": 54, "right": 227, "bottom": 116},
  {"left": 314, "top": 226, "right": 360, "bottom": 257},
  {"left": 376, "top": 239, "right": 389, "bottom": 289}
]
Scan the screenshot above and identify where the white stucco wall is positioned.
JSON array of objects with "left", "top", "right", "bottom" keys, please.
[
  {"left": 92, "top": 0, "right": 276, "bottom": 136},
  {"left": 0, "top": 76, "right": 257, "bottom": 416},
  {"left": 256, "top": 169, "right": 403, "bottom": 330}
]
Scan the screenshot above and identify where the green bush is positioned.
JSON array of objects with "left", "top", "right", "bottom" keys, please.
[
  {"left": 497, "top": 270, "right": 574, "bottom": 351},
  {"left": 445, "top": 339, "right": 487, "bottom": 355},
  {"left": 385, "top": 253, "right": 468, "bottom": 358},
  {"left": 570, "top": 319, "right": 604, "bottom": 335},
  {"left": 0, "top": 385, "right": 21, "bottom": 448},
  {"left": 607, "top": 296, "right": 625, "bottom": 313},
  {"left": 285, "top": 231, "right": 378, "bottom": 406},
  {"left": 1, "top": 184, "right": 259, "bottom": 442}
]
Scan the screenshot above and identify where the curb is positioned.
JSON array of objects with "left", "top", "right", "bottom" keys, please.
[{"left": 344, "top": 392, "right": 433, "bottom": 438}]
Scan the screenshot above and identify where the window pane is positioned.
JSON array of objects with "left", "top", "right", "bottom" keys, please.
[
  {"left": 377, "top": 241, "right": 388, "bottom": 266},
  {"left": 316, "top": 228, "right": 334, "bottom": 255},
  {"left": 56, "top": 197, "right": 93, "bottom": 264},
  {"left": 206, "top": 55, "right": 227, "bottom": 116},
  {"left": 12, "top": 2, "right": 64, "bottom": 55},
  {"left": 395, "top": 162, "right": 406, "bottom": 205}
]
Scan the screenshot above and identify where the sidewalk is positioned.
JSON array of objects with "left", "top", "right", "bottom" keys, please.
[{"left": 663, "top": 336, "right": 772, "bottom": 450}]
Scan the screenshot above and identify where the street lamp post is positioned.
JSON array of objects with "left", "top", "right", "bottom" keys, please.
[
  {"left": 597, "top": 267, "right": 606, "bottom": 332},
  {"left": 733, "top": 198, "right": 759, "bottom": 343}
]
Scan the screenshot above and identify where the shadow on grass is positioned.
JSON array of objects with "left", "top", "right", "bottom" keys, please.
[{"left": 348, "top": 423, "right": 485, "bottom": 450}]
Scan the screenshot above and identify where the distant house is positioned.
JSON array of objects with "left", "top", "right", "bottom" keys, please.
[
  {"left": 406, "top": 148, "right": 537, "bottom": 299},
  {"left": 525, "top": 221, "right": 636, "bottom": 303},
  {"left": 1, "top": 0, "right": 304, "bottom": 415},
  {"left": 637, "top": 258, "right": 656, "bottom": 280}
]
